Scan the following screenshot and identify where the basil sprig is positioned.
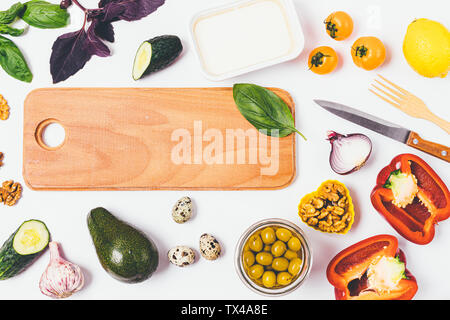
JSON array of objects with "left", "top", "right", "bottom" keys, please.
[
  {"left": 0, "top": 2, "right": 25, "bottom": 25},
  {"left": 0, "top": 35, "right": 32, "bottom": 82},
  {"left": 20, "top": 0, "right": 69, "bottom": 29},
  {"left": 233, "top": 83, "right": 306, "bottom": 139},
  {"left": 0, "top": 25, "right": 25, "bottom": 37}
]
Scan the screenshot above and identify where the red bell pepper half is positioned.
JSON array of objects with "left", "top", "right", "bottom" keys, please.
[
  {"left": 326, "top": 234, "right": 418, "bottom": 300},
  {"left": 371, "top": 154, "right": 450, "bottom": 245}
]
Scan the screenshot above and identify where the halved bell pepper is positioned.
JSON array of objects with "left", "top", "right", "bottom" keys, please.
[
  {"left": 326, "top": 234, "right": 418, "bottom": 300},
  {"left": 371, "top": 154, "right": 450, "bottom": 245}
]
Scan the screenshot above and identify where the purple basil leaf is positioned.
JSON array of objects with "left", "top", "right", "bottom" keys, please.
[
  {"left": 86, "top": 22, "right": 111, "bottom": 57},
  {"left": 102, "top": 3, "right": 124, "bottom": 22},
  {"left": 102, "top": 0, "right": 165, "bottom": 22},
  {"left": 91, "top": 18, "right": 115, "bottom": 42},
  {"left": 50, "top": 30, "right": 92, "bottom": 83},
  {"left": 98, "top": 0, "right": 115, "bottom": 7}
]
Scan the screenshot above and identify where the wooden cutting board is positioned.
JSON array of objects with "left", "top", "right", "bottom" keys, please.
[{"left": 23, "top": 88, "right": 296, "bottom": 190}]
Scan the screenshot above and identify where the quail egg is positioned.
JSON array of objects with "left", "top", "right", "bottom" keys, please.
[
  {"left": 199, "top": 233, "right": 221, "bottom": 261},
  {"left": 172, "top": 196, "right": 193, "bottom": 224},
  {"left": 168, "top": 246, "right": 196, "bottom": 267}
]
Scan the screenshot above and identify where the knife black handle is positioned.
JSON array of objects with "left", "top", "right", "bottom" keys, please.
[{"left": 407, "top": 132, "right": 450, "bottom": 163}]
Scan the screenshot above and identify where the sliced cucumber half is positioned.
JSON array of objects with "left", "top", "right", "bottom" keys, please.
[
  {"left": 132, "top": 42, "right": 153, "bottom": 81},
  {"left": 132, "top": 35, "right": 183, "bottom": 80},
  {"left": 13, "top": 220, "right": 50, "bottom": 255}
]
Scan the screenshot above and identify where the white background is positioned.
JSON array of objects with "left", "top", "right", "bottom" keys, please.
[{"left": 0, "top": 0, "right": 449, "bottom": 300}]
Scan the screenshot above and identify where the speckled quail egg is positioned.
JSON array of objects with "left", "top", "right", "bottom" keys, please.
[
  {"left": 168, "top": 246, "right": 196, "bottom": 267},
  {"left": 172, "top": 196, "right": 193, "bottom": 224},
  {"left": 199, "top": 233, "right": 221, "bottom": 261}
]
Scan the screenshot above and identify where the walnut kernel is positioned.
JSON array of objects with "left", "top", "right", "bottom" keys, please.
[
  {"left": 0, "top": 180, "right": 22, "bottom": 206},
  {"left": 0, "top": 95, "right": 10, "bottom": 121}
]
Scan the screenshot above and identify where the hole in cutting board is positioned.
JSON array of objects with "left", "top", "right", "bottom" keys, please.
[{"left": 35, "top": 119, "right": 66, "bottom": 151}]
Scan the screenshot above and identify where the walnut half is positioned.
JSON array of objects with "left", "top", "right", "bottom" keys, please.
[
  {"left": 0, "top": 180, "right": 22, "bottom": 206},
  {"left": 0, "top": 152, "right": 3, "bottom": 167}
]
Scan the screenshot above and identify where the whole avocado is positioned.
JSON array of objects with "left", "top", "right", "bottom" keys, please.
[{"left": 87, "top": 207, "right": 159, "bottom": 283}]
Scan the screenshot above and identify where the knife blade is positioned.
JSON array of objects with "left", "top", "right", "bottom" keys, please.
[{"left": 314, "top": 99, "right": 450, "bottom": 163}]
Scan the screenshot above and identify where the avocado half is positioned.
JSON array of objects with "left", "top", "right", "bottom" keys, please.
[{"left": 132, "top": 35, "right": 183, "bottom": 80}]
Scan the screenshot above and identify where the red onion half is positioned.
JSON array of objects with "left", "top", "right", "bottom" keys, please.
[{"left": 327, "top": 131, "right": 372, "bottom": 175}]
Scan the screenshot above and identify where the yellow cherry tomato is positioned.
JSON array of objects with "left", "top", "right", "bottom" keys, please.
[
  {"left": 324, "top": 11, "right": 354, "bottom": 41},
  {"left": 277, "top": 272, "right": 293, "bottom": 286},
  {"left": 260, "top": 227, "right": 276, "bottom": 244},
  {"left": 262, "top": 271, "right": 277, "bottom": 288},
  {"left": 351, "top": 36, "right": 386, "bottom": 70},
  {"left": 308, "top": 46, "right": 338, "bottom": 75}
]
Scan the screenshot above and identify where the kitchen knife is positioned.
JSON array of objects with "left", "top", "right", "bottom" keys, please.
[{"left": 314, "top": 99, "right": 450, "bottom": 163}]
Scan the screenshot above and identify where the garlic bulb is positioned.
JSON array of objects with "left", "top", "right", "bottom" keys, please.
[{"left": 39, "top": 242, "right": 84, "bottom": 299}]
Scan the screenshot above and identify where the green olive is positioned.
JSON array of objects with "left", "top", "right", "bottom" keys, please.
[
  {"left": 277, "top": 272, "right": 293, "bottom": 286},
  {"left": 271, "top": 240, "right": 286, "bottom": 257},
  {"left": 248, "top": 264, "right": 264, "bottom": 280},
  {"left": 288, "top": 236, "right": 301, "bottom": 252},
  {"left": 255, "top": 252, "right": 273, "bottom": 266},
  {"left": 243, "top": 251, "right": 255, "bottom": 268},
  {"left": 272, "top": 257, "right": 289, "bottom": 271},
  {"left": 264, "top": 245, "right": 272, "bottom": 252},
  {"left": 276, "top": 228, "right": 292, "bottom": 242},
  {"left": 288, "top": 258, "right": 303, "bottom": 276},
  {"left": 248, "top": 234, "right": 263, "bottom": 252},
  {"left": 260, "top": 227, "right": 276, "bottom": 244},
  {"left": 284, "top": 250, "right": 298, "bottom": 260},
  {"left": 262, "top": 271, "right": 276, "bottom": 288}
]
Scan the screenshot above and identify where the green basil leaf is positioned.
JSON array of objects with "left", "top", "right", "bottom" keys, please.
[
  {"left": 0, "top": 35, "right": 32, "bottom": 82},
  {"left": 20, "top": 0, "right": 69, "bottom": 29},
  {"left": 0, "top": 2, "right": 25, "bottom": 25},
  {"left": 233, "top": 83, "right": 306, "bottom": 139},
  {"left": 0, "top": 24, "right": 25, "bottom": 36}
]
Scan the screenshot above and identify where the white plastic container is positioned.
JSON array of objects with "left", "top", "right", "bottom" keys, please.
[{"left": 190, "top": 0, "right": 304, "bottom": 81}]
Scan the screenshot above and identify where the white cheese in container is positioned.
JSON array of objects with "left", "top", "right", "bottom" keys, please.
[{"left": 191, "top": 0, "right": 304, "bottom": 81}]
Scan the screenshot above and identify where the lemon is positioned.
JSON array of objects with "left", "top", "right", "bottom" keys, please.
[{"left": 403, "top": 18, "right": 450, "bottom": 78}]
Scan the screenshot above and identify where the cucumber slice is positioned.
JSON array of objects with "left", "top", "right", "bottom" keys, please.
[
  {"left": 133, "top": 42, "right": 152, "bottom": 80},
  {"left": 0, "top": 220, "right": 50, "bottom": 280},
  {"left": 13, "top": 220, "right": 50, "bottom": 255},
  {"left": 132, "top": 35, "right": 183, "bottom": 80}
]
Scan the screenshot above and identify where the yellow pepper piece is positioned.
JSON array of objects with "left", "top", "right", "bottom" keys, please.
[{"left": 298, "top": 180, "right": 355, "bottom": 234}]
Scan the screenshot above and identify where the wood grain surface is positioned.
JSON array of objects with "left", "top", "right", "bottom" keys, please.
[{"left": 23, "top": 88, "right": 296, "bottom": 190}]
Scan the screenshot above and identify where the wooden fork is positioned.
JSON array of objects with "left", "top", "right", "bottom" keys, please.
[{"left": 369, "top": 75, "right": 450, "bottom": 135}]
